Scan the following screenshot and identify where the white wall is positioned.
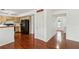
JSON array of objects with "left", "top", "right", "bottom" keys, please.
[
  {"left": 66, "top": 9, "right": 79, "bottom": 42},
  {"left": 46, "top": 10, "right": 57, "bottom": 41}
]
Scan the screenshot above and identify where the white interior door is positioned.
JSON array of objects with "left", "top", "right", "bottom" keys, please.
[{"left": 35, "top": 11, "right": 45, "bottom": 41}]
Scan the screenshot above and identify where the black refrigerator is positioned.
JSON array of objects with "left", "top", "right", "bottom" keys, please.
[{"left": 21, "top": 20, "right": 29, "bottom": 34}]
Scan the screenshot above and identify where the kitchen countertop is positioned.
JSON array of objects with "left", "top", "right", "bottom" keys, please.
[{"left": 0, "top": 25, "right": 14, "bottom": 28}]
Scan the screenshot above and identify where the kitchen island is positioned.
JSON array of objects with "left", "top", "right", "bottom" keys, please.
[{"left": 0, "top": 25, "right": 14, "bottom": 46}]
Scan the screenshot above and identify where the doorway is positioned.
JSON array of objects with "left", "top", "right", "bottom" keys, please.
[{"left": 56, "top": 15, "right": 66, "bottom": 48}]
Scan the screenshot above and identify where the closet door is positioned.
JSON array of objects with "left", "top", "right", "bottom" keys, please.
[{"left": 35, "top": 11, "right": 45, "bottom": 40}]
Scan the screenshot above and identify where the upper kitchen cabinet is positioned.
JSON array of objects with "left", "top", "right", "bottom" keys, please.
[
  {"left": 0, "top": 16, "right": 6, "bottom": 22},
  {"left": 0, "top": 16, "right": 20, "bottom": 23},
  {"left": 6, "top": 16, "right": 20, "bottom": 23},
  {"left": 20, "top": 16, "right": 31, "bottom": 20}
]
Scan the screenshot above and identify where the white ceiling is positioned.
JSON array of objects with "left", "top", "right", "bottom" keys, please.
[
  {"left": 0, "top": 9, "right": 34, "bottom": 16},
  {"left": 0, "top": 9, "right": 66, "bottom": 16}
]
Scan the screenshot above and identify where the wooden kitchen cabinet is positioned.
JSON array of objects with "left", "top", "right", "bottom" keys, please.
[
  {"left": 6, "top": 16, "right": 20, "bottom": 23},
  {"left": 0, "top": 16, "right": 6, "bottom": 22},
  {"left": 15, "top": 26, "right": 21, "bottom": 32}
]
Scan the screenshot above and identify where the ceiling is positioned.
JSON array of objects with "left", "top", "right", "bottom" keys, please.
[
  {"left": 0, "top": 9, "right": 34, "bottom": 16},
  {"left": 0, "top": 9, "right": 66, "bottom": 16}
]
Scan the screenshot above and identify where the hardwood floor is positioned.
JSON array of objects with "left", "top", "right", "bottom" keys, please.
[
  {"left": 66, "top": 40, "right": 79, "bottom": 49},
  {"left": 47, "top": 33, "right": 79, "bottom": 49},
  {"left": 0, "top": 42, "right": 15, "bottom": 49},
  {"left": 47, "top": 33, "right": 66, "bottom": 49},
  {"left": 0, "top": 33, "right": 47, "bottom": 49},
  {"left": 15, "top": 33, "right": 34, "bottom": 49},
  {"left": 34, "top": 39, "right": 47, "bottom": 49},
  {"left": 0, "top": 32, "right": 79, "bottom": 49}
]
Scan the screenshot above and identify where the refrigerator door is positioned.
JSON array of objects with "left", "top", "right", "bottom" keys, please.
[{"left": 21, "top": 20, "right": 29, "bottom": 34}]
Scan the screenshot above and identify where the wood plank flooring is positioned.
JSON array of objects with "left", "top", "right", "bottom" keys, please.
[
  {"left": 0, "top": 33, "right": 79, "bottom": 49},
  {"left": 0, "top": 33, "right": 47, "bottom": 49}
]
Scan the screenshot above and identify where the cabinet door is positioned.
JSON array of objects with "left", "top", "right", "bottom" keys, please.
[{"left": 0, "top": 16, "right": 6, "bottom": 22}]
